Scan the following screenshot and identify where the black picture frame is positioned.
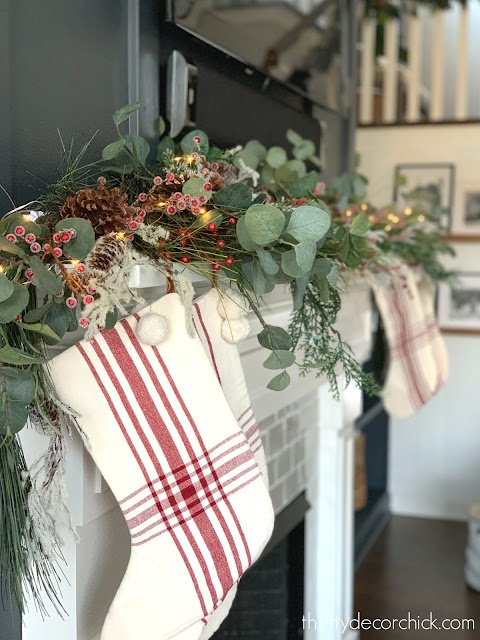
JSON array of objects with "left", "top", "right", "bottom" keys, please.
[{"left": 393, "top": 163, "right": 455, "bottom": 233}]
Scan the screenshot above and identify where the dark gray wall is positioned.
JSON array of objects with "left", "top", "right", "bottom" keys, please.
[
  {"left": 0, "top": 0, "right": 133, "bottom": 636},
  {"left": 1, "top": 0, "right": 131, "bottom": 209}
]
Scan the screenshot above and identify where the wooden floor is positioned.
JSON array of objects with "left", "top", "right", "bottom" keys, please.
[{"left": 355, "top": 516, "right": 480, "bottom": 638}]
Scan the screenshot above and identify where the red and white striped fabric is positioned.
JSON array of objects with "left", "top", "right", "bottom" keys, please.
[
  {"left": 373, "top": 269, "right": 438, "bottom": 418},
  {"left": 48, "top": 293, "right": 274, "bottom": 640},
  {"left": 171, "top": 288, "right": 269, "bottom": 640},
  {"left": 192, "top": 288, "right": 268, "bottom": 484},
  {"left": 416, "top": 271, "right": 449, "bottom": 393}
]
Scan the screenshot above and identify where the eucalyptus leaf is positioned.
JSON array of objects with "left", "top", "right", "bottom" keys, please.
[
  {"left": 55, "top": 218, "right": 95, "bottom": 259},
  {"left": 263, "top": 349, "right": 295, "bottom": 370},
  {"left": 267, "top": 371, "right": 291, "bottom": 391},
  {"left": 312, "top": 257, "right": 333, "bottom": 275},
  {"left": 0, "top": 282, "right": 29, "bottom": 323},
  {"left": 105, "top": 308, "right": 118, "bottom": 330},
  {"left": 286, "top": 205, "right": 331, "bottom": 242},
  {"left": 266, "top": 146, "right": 287, "bottom": 169},
  {"left": 314, "top": 273, "right": 330, "bottom": 303},
  {"left": 245, "top": 204, "right": 285, "bottom": 246},
  {"left": 158, "top": 116, "right": 166, "bottom": 137},
  {"left": 236, "top": 217, "right": 255, "bottom": 251},
  {"left": 292, "top": 276, "right": 309, "bottom": 311},
  {"left": 29, "top": 256, "right": 63, "bottom": 295},
  {"left": 258, "top": 325, "right": 292, "bottom": 351},
  {"left": 102, "top": 138, "right": 126, "bottom": 161},
  {"left": 0, "top": 345, "right": 44, "bottom": 366},
  {"left": 285, "top": 159, "right": 307, "bottom": 178},
  {"left": 0, "top": 399, "right": 28, "bottom": 435},
  {"left": 294, "top": 239, "right": 317, "bottom": 272},
  {"left": 260, "top": 164, "right": 275, "bottom": 188},
  {"left": 17, "top": 322, "right": 60, "bottom": 342},
  {"left": 113, "top": 102, "right": 140, "bottom": 126},
  {"left": 180, "top": 129, "right": 209, "bottom": 154},
  {"left": 0, "top": 368, "right": 35, "bottom": 404},
  {"left": 0, "top": 235, "right": 26, "bottom": 257},
  {"left": 281, "top": 249, "right": 305, "bottom": 278},
  {"left": 44, "top": 301, "right": 71, "bottom": 341},
  {"left": 234, "top": 140, "right": 267, "bottom": 170},
  {"left": 252, "top": 259, "right": 267, "bottom": 295},
  {"left": 183, "top": 178, "right": 208, "bottom": 198},
  {"left": 0, "top": 274, "right": 14, "bottom": 303},
  {"left": 213, "top": 183, "right": 252, "bottom": 211},
  {"left": 270, "top": 268, "right": 294, "bottom": 284},
  {"left": 252, "top": 193, "right": 267, "bottom": 205},
  {"left": 286, "top": 129, "right": 304, "bottom": 146},
  {"left": 289, "top": 172, "right": 319, "bottom": 198},
  {"left": 255, "top": 246, "right": 279, "bottom": 275},
  {"left": 274, "top": 165, "right": 298, "bottom": 191},
  {"left": 327, "top": 263, "right": 338, "bottom": 288},
  {"left": 350, "top": 213, "right": 370, "bottom": 236},
  {"left": 292, "top": 139, "right": 316, "bottom": 161},
  {"left": 157, "top": 136, "right": 175, "bottom": 161},
  {"left": 23, "top": 302, "right": 53, "bottom": 323},
  {"left": 123, "top": 134, "right": 150, "bottom": 164}
]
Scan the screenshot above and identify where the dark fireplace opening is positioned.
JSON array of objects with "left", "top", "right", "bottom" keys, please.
[{"left": 213, "top": 493, "right": 308, "bottom": 640}]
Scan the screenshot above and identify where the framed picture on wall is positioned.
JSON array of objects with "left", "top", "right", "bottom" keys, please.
[
  {"left": 393, "top": 163, "right": 455, "bottom": 232},
  {"left": 437, "top": 273, "right": 480, "bottom": 334},
  {"left": 447, "top": 186, "right": 480, "bottom": 239}
]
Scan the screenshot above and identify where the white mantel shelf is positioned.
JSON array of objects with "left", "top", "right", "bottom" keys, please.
[{"left": 20, "top": 272, "right": 373, "bottom": 640}]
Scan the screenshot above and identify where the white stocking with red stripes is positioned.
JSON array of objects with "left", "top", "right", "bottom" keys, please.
[
  {"left": 48, "top": 293, "right": 274, "bottom": 640},
  {"left": 373, "top": 269, "right": 438, "bottom": 418}
]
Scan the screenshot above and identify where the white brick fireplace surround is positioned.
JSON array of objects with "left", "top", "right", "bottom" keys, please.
[{"left": 20, "top": 273, "right": 373, "bottom": 640}]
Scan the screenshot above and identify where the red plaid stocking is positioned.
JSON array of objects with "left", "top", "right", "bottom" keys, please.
[
  {"left": 48, "top": 293, "right": 274, "bottom": 640},
  {"left": 416, "top": 271, "right": 449, "bottom": 392},
  {"left": 170, "top": 287, "right": 269, "bottom": 640},
  {"left": 373, "top": 269, "right": 438, "bottom": 418}
]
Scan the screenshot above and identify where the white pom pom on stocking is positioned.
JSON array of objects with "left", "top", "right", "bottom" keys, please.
[
  {"left": 373, "top": 269, "right": 438, "bottom": 418},
  {"left": 48, "top": 293, "right": 274, "bottom": 640}
]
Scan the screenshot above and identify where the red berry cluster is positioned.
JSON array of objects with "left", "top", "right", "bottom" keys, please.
[{"left": 124, "top": 208, "right": 145, "bottom": 231}]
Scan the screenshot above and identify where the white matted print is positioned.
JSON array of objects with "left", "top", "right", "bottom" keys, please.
[
  {"left": 394, "top": 164, "right": 454, "bottom": 232},
  {"left": 437, "top": 273, "right": 480, "bottom": 332}
]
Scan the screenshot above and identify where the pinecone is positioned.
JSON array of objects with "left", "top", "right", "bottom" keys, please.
[
  {"left": 60, "top": 186, "right": 134, "bottom": 236},
  {"left": 86, "top": 233, "right": 127, "bottom": 273}
]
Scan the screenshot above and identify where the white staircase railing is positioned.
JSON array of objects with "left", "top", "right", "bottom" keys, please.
[{"left": 358, "top": 2, "right": 476, "bottom": 125}]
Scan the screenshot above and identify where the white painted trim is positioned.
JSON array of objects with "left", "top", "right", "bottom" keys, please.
[
  {"left": 430, "top": 10, "right": 445, "bottom": 120},
  {"left": 406, "top": 16, "right": 421, "bottom": 122},
  {"left": 455, "top": 6, "right": 469, "bottom": 119},
  {"left": 383, "top": 20, "right": 399, "bottom": 123},
  {"left": 359, "top": 18, "right": 376, "bottom": 124}
]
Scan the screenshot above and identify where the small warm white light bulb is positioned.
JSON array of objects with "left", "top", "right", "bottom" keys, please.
[
  {"left": 0, "top": 264, "right": 4, "bottom": 273},
  {"left": 384, "top": 224, "right": 392, "bottom": 232},
  {"left": 418, "top": 214, "right": 425, "bottom": 222},
  {"left": 117, "top": 232, "right": 126, "bottom": 240},
  {"left": 199, "top": 208, "right": 206, "bottom": 214},
  {"left": 23, "top": 213, "right": 33, "bottom": 221},
  {"left": 361, "top": 204, "right": 368, "bottom": 211},
  {"left": 346, "top": 209, "right": 352, "bottom": 217},
  {"left": 404, "top": 207, "right": 412, "bottom": 216},
  {"left": 70, "top": 259, "right": 80, "bottom": 266}
]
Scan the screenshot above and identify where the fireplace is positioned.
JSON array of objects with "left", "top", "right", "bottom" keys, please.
[{"left": 213, "top": 498, "right": 307, "bottom": 640}]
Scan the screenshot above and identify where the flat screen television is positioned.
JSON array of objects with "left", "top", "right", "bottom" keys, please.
[{"left": 168, "top": 0, "right": 352, "bottom": 114}]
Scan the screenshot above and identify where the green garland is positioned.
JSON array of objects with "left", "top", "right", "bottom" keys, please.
[{"left": 0, "top": 103, "right": 454, "bottom": 613}]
